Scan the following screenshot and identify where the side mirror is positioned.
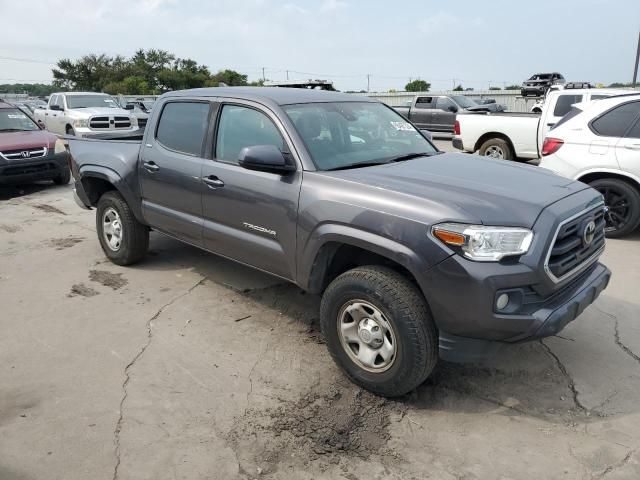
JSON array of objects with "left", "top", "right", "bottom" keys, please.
[
  {"left": 124, "top": 104, "right": 135, "bottom": 110},
  {"left": 50, "top": 104, "right": 62, "bottom": 111},
  {"left": 238, "top": 145, "right": 295, "bottom": 174},
  {"left": 448, "top": 105, "right": 458, "bottom": 113}
]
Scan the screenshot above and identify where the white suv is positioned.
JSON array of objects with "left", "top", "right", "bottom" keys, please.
[{"left": 539, "top": 93, "right": 640, "bottom": 237}]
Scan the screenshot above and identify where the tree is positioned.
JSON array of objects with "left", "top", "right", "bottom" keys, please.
[
  {"left": 505, "top": 84, "right": 520, "bottom": 90},
  {"left": 489, "top": 86, "right": 501, "bottom": 90},
  {"left": 453, "top": 84, "right": 464, "bottom": 91},
  {"left": 0, "top": 83, "right": 58, "bottom": 96},
  {"left": 405, "top": 79, "right": 430, "bottom": 92}
]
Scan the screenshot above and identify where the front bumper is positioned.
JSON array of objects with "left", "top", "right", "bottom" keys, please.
[
  {"left": 0, "top": 151, "right": 69, "bottom": 185},
  {"left": 521, "top": 85, "right": 547, "bottom": 96},
  {"left": 74, "top": 126, "right": 140, "bottom": 139}
]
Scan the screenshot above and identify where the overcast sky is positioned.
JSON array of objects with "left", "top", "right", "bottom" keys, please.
[{"left": 1, "top": 0, "right": 639, "bottom": 92}]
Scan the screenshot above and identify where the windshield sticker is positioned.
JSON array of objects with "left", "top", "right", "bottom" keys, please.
[
  {"left": 390, "top": 121, "right": 415, "bottom": 131},
  {"left": 7, "top": 114, "right": 27, "bottom": 119}
]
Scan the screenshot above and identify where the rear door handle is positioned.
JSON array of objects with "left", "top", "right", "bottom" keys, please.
[
  {"left": 143, "top": 161, "right": 160, "bottom": 172},
  {"left": 624, "top": 144, "right": 640, "bottom": 150},
  {"left": 203, "top": 175, "right": 225, "bottom": 188}
]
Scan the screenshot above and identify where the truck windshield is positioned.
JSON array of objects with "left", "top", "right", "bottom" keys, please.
[
  {"left": 283, "top": 102, "right": 437, "bottom": 171},
  {"left": 0, "top": 108, "right": 39, "bottom": 131},
  {"left": 66, "top": 95, "right": 120, "bottom": 109},
  {"left": 450, "top": 95, "right": 478, "bottom": 109}
]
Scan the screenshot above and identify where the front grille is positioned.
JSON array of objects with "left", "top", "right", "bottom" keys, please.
[
  {"left": 3, "top": 162, "right": 57, "bottom": 176},
  {"left": 0, "top": 146, "right": 47, "bottom": 160},
  {"left": 89, "top": 116, "right": 132, "bottom": 130},
  {"left": 545, "top": 205, "right": 605, "bottom": 282}
]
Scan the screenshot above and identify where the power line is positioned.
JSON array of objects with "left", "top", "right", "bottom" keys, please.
[{"left": 0, "top": 55, "right": 56, "bottom": 65}]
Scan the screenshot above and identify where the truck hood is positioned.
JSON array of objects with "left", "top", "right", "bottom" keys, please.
[
  {"left": 0, "top": 130, "right": 57, "bottom": 151},
  {"left": 69, "top": 107, "right": 130, "bottom": 117},
  {"left": 327, "top": 153, "right": 589, "bottom": 228}
]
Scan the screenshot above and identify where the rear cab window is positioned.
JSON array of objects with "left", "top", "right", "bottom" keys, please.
[
  {"left": 155, "top": 101, "right": 211, "bottom": 156},
  {"left": 553, "top": 94, "right": 583, "bottom": 117}
]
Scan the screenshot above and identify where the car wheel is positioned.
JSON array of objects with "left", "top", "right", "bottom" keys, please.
[
  {"left": 479, "top": 138, "right": 513, "bottom": 160},
  {"left": 96, "top": 191, "right": 149, "bottom": 265},
  {"left": 320, "top": 265, "right": 438, "bottom": 397},
  {"left": 66, "top": 126, "right": 76, "bottom": 136},
  {"left": 589, "top": 178, "right": 640, "bottom": 238},
  {"left": 53, "top": 166, "right": 71, "bottom": 185}
]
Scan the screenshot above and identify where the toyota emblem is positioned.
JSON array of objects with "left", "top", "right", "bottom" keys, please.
[
  {"left": 582, "top": 220, "right": 596, "bottom": 246},
  {"left": 20, "top": 151, "right": 30, "bottom": 158}
]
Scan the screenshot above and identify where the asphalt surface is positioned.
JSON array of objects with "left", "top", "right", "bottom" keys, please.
[{"left": 1, "top": 154, "right": 640, "bottom": 479}]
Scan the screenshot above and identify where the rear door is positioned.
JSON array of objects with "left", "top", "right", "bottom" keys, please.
[
  {"left": 200, "top": 100, "right": 302, "bottom": 280},
  {"left": 613, "top": 101, "right": 640, "bottom": 175},
  {"left": 409, "top": 96, "right": 434, "bottom": 129},
  {"left": 587, "top": 100, "right": 640, "bottom": 171},
  {"left": 138, "top": 99, "right": 211, "bottom": 245},
  {"left": 433, "top": 97, "right": 458, "bottom": 132}
]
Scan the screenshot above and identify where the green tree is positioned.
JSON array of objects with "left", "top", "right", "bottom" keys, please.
[
  {"left": 0, "top": 83, "right": 58, "bottom": 96},
  {"left": 489, "top": 86, "right": 501, "bottom": 90},
  {"left": 453, "top": 84, "right": 464, "bottom": 91},
  {"left": 405, "top": 79, "right": 430, "bottom": 92},
  {"left": 505, "top": 84, "right": 520, "bottom": 90}
]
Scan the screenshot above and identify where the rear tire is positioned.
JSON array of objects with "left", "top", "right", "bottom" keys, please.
[
  {"left": 320, "top": 265, "right": 438, "bottom": 397},
  {"left": 96, "top": 191, "right": 149, "bottom": 265},
  {"left": 589, "top": 178, "right": 640, "bottom": 238},
  {"left": 479, "top": 137, "right": 513, "bottom": 161},
  {"left": 54, "top": 166, "right": 71, "bottom": 185}
]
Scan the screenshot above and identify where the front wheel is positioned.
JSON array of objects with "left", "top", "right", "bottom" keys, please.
[
  {"left": 96, "top": 191, "right": 149, "bottom": 265},
  {"left": 320, "top": 266, "right": 438, "bottom": 397},
  {"left": 589, "top": 178, "right": 640, "bottom": 238},
  {"left": 53, "top": 166, "right": 71, "bottom": 185}
]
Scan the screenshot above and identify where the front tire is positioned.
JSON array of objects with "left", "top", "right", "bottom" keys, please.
[
  {"left": 54, "top": 166, "right": 71, "bottom": 185},
  {"left": 589, "top": 178, "right": 640, "bottom": 238},
  {"left": 96, "top": 191, "right": 149, "bottom": 265},
  {"left": 479, "top": 137, "right": 513, "bottom": 161},
  {"left": 320, "top": 266, "right": 438, "bottom": 397}
]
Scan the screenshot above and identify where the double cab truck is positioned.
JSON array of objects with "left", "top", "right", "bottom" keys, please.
[
  {"left": 453, "top": 88, "right": 636, "bottom": 161},
  {"left": 394, "top": 94, "right": 505, "bottom": 134},
  {"left": 68, "top": 87, "right": 611, "bottom": 397},
  {"left": 34, "top": 92, "right": 140, "bottom": 138}
]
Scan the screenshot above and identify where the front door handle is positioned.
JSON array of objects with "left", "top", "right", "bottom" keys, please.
[
  {"left": 143, "top": 161, "right": 160, "bottom": 172},
  {"left": 203, "top": 175, "right": 225, "bottom": 188},
  {"left": 624, "top": 144, "right": 640, "bottom": 151},
  {"left": 547, "top": 122, "right": 555, "bottom": 127}
]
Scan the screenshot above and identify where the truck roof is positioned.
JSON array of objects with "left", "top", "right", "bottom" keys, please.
[
  {"left": 162, "top": 87, "right": 376, "bottom": 106},
  {"left": 51, "top": 92, "right": 111, "bottom": 96}
]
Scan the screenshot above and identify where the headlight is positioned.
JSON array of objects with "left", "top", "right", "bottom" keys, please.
[
  {"left": 54, "top": 138, "right": 66, "bottom": 154},
  {"left": 73, "top": 118, "right": 88, "bottom": 128},
  {"left": 432, "top": 223, "right": 533, "bottom": 261}
]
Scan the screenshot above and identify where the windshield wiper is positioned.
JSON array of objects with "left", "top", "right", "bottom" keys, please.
[
  {"left": 326, "top": 160, "right": 392, "bottom": 171},
  {"left": 386, "top": 152, "right": 439, "bottom": 162},
  {"left": 0, "top": 128, "right": 33, "bottom": 132}
]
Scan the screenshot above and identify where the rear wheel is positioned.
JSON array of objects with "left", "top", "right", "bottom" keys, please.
[
  {"left": 320, "top": 265, "right": 438, "bottom": 397},
  {"left": 96, "top": 191, "right": 149, "bottom": 265},
  {"left": 479, "top": 137, "right": 513, "bottom": 161},
  {"left": 589, "top": 178, "right": 640, "bottom": 238}
]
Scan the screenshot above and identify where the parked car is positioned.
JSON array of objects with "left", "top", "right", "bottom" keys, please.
[
  {"left": 453, "top": 88, "right": 636, "bottom": 160},
  {"left": 0, "top": 100, "right": 70, "bottom": 185},
  {"left": 394, "top": 94, "right": 505, "bottom": 133},
  {"left": 116, "top": 96, "right": 151, "bottom": 129},
  {"left": 539, "top": 93, "right": 640, "bottom": 237},
  {"left": 33, "top": 92, "right": 140, "bottom": 137},
  {"left": 530, "top": 83, "right": 595, "bottom": 113},
  {"left": 67, "top": 87, "right": 610, "bottom": 397},
  {"left": 521, "top": 73, "right": 565, "bottom": 97}
]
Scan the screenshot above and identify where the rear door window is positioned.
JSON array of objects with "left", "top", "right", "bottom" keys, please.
[
  {"left": 155, "top": 101, "right": 210, "bottom": 156},
  {"left": 414, "top": 97, "right": 433, "bottom": 109},
  {"left": 553, "top": 94, "right": 583, "bottom": 117},
  {"left": 591, "top": 101, "right": 640, "bottom": 138}
]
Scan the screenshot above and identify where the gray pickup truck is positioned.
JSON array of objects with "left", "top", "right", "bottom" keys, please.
[
  {"left": 394, "top": 94, "right": 505, "bottom": 133},
  {"left": 68, "top": 87, "right": 610, "bottom": 397}
]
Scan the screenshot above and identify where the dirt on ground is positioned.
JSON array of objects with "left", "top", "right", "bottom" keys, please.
[
  {"left": 31, "top": 203, "right": 67, "bottom": 215},
  {"left": 88, "top": 269, "right": 128, "bottom": 290},
  {"left": 68, "top": 283, "right": 99, "bottom": 298},
  {"left": 46, "top": 236, "right": 84, "bottom": 250}
]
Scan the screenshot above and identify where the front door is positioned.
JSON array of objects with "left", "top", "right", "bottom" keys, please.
[
  {"left": 433, "top": 97, "right": 457, "bottom": 132},
  {"left": 138, "top": 100, "right": 211, "bottom": 245},
  {"left": 201, "top": 101, "right": 302, "bottom": 280}
]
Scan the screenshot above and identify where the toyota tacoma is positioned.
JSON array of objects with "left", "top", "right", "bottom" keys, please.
[{"left": 67, "top": 87, "right": 611, "bottom": 397}]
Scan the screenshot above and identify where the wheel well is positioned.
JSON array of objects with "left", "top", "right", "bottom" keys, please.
[
  {"left": 65, "top": 124, "right": 73, "bottom": 133},
  {"left": 81, "top": 177, "right": 116, "bottom": 206},
  {"left": 308, "top": 242, "right": 418, "bottom": 294},
  {"left": 578, "top": 172, "right": 640, "bottom": 194},
  {"left": 473, "top": 132, "right": 515, "bottom": 155}
]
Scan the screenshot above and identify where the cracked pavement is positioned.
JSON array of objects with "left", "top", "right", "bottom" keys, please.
[{"left": 1, "top": 181, "right": 640, "bottom": 480}]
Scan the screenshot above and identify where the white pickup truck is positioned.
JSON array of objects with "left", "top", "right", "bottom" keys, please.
[
  {"left": 452, "top": 88, "right": 635, "bottom": 161},
  {"left": 34, "top": 92, "right": 140, "bottom": 137}
]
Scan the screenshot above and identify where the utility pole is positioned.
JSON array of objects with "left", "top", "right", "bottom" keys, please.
[
  {"left": 367, "top": 74, "right": 370, "bottom": 92},
  {"left": 286, "top": 70, "right": 289, "bottom": 80},
  {"left": 633, "top": 30, "right": 640, "bottom": 87},
  {"left": 262, "top": 67, "right": 265, "bottom": 82}
]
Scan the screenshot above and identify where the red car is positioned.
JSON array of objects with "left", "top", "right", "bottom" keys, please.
[{"left": 0, "top": 100, "right": 70, "bottom": 185}]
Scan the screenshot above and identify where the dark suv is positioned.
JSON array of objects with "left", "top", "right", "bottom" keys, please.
[
  {"left": 521, "top": 73, "right": 565, "bottom": 97},
  {"left": 0, "top": 100, "right": 70, "bottom": 185}
]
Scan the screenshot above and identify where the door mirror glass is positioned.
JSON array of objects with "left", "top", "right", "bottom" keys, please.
[
  {"left": 50, "top": 104, "right": 62, "bottom": 111},
  {"left": 238, "top": 145, "right": 295, "bottom": 173}
]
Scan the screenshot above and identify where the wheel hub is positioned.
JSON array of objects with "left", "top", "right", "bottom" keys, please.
[{"left": 358, "top": 318, "right": 384, "bottom": 347}]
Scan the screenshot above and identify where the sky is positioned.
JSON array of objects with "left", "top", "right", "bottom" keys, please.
[{"left": 1, "top": 0, "right": 639, "bottom": 92}]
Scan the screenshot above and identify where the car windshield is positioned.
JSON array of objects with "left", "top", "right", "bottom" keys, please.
[
  {"left": 0, "top": 108, "right": 39, "bottom": 131},
  {"left": 530, "top": 74, "right": 551, "bottom": 80},
  {"left": 66, "top": 95, "right": 120, "bottom": 109},
  {"left": 451, "top": 95, "right": 478, "bottom": 108},
  {"left": 283, "top": 102, "right": 437, "bottom": 171}
]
